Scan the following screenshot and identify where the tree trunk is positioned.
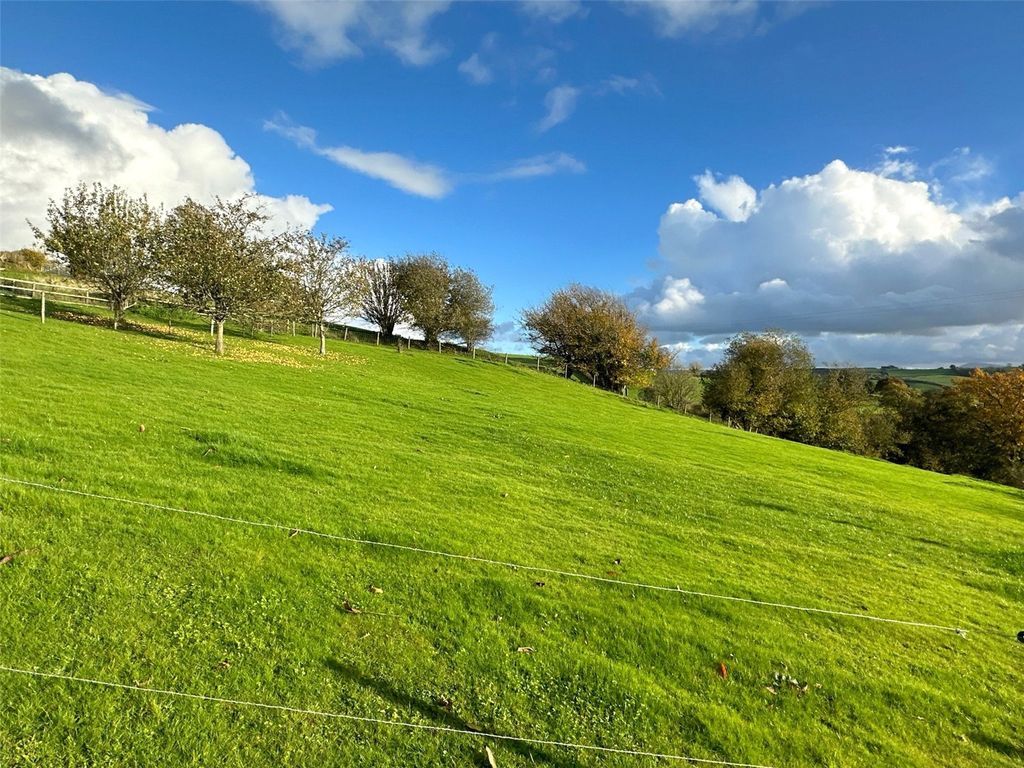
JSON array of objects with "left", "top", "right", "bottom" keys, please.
[
  {"left": 215, "top": 319, "right": 225, "bottom": 355},
  {"left": 319, "top": 322, "right": 326, "bottom": 355}
]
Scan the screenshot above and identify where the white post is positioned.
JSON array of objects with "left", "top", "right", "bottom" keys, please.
[
  {"left": 504, "top": 353, "right": 508, "bottom": 365},
  {"left": 376, "top": 331, "right": 380, "bottom": 346},
  {"left": 473, "top": 347, "right": 476, "bottom": 359},
  {"left": 536, "top": 356, "right": 540, "bottom": 371},
  {"left": 438, "top": 339, "right": 441, "bottom": 353},
  {"left": 344, "top": 327, "right": 348, "bottom": 341},
  {"left": 40, "top": 292, "right": 45, "bottom": 323},
  {"left": 210, "top": 318, "right": 214, "bottom": 336}
]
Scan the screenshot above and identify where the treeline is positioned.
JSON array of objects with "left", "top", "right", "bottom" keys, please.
[
  {"left": 26, "top": 184, "right": 1021, "bottom": 489},
  {"left": 645, "top": 331, "right": 1024, "bottom": 489},
  {"left": 31, "top": 183, "right": 494, "bottom": 355}
]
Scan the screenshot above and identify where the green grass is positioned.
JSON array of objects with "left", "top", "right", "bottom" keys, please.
[{"left": 1, "top": 296, "right": 1022, "bottom": 768}]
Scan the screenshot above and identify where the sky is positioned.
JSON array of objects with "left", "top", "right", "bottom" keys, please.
[{"left": 1, "top": 0, "right": 1022, "bottom": 366}]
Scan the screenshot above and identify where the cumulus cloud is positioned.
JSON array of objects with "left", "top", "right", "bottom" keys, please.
[
  {"left": 256, "top": 0, "right": 450, "bottom": 67},
  {"left": 632, "top": 158, "right": 1024, "bottom": 366},
  {"left": 266, "top": 114, "right": 584, "bottom": 197},
  {"left": 536, "top": 85, "right": 582, "bottom": 132},
  {"left": 0, "top": 68, "right": 330, "bottom": 249},
  {"left": 694, "top": 170, "right": 758, "bottom": 222}
]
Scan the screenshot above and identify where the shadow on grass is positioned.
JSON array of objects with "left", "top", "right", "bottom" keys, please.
[{"left": 323, "top": 658, "right": 573, "bottom": 767}]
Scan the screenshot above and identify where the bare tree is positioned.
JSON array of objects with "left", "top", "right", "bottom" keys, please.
[
  {"left": 32, "top": 183, "right": 160, "bottom": 329},
  {"left": 161, "top": 195, "right": 283, "bottom": 355},
  {"left": 284, "top": 231, "right": 361, "bottom": 354},
  {"left": 359, "top": 259, "right": 406, "bottom": 338}
]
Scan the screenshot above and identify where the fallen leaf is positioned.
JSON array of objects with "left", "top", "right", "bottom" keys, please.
[
  {"left": 342, "top": 600, "right": 362, "bottom": 614},
  {"left": 717, "top": 662, "right": 728, "bottom": 679},
  {"left": 138, "top": 424, "right": 146, "bottom": 432},
  {"left": 434, "top": 695, "right": 453, "bottom": 711},
  {"left": 289, "top": 529, "right": 300, "bottom": 538},
  {"left": 0, "top": 554, "right": 14, "bottom": 567},
  {"left": 369, "top": 585, "right": 384, "bottom": 594},
  {"left": 533, "top": 581, "right": 545, "bottom": 588},
  {"left": 515, "top": 646, "right": 535, "bottom": 654},
  {"left": 485, "top": 746, "right": 498, "bottom": 768}
]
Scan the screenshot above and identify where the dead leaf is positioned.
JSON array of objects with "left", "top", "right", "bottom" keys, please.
[
  {"left": 369, "top": 585, "right": 384, "bottom": 594},
  {"left": 717, "top": 662, "right": 728, "bottom": 679},
  {"left": 0, "top": 554, "right": 14, "bottom": 567},
  {"left": 342, "top": 600, "right": 362, "bottom": 614},
  {"left": 434, "top": 695, "right": 453, "bottom": 711},
  {"left": 533, "top": 581, "right": 545, "bottom": 588},
  {"left": 515, "top": 646, "right": 535, "bottom": 654},
  {"left": 606, "top": 570, "right": 618, "bottom": 577},
  {"left": 289, "top": 529, "right": 300, "bottom": 538},
  {"left": 138, "top": 424, "right": 146, "bottom": 432},
  {"left": 485, "top": 746, "right": 498, "bottom": 768},
  {"left": 215, "top": 659, "right": 231, "bottom": 670}
]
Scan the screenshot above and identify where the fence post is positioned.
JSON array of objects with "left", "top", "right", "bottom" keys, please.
[
  {"left": 210, "top": 318, "right": 214, "bottom": 336},
  {"left": 376, "top": 331, "right": 380, "bottom": 346},
  {"left": 564, "top": 364, "right": 568, "bottom": 378},
  {"left": 472, "top": 347, "right": 476, "bottom": 359},
  {"left": 504, "top": 353, "right": 508, "bottom": 364},
  {"left": 343, "top": 327, "right": 348, "bottom": 341},
  {"left": 40, "top": 293, "right": 45, "bottom": 323},
  {"left": 536, "top": 355, "right": 540, "bottom": 371},
  {"left": 593, "top": 372, "right": 597, "bottom": 387}
]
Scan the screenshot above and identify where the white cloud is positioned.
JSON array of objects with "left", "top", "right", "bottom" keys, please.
[
  {"left": 536, "top": 84, "right": 581, "bottom": 132},
  {"left": 458, "top": 52, "right": 493, "bottom": 85},
  {"left": 626, "top": 0, "right": 759, "bottom": 35},
  {"left": 265, "top": 115, "right": 451, "bottom": 198},
  {"left": 266, "top": 114, "right": 584, "bottom": 197},
  {"left": 632, "top": 158, "right": 1024, "bottom": 366},
  {"left": 480, "top": 152, "right": 586, "bottom": 181},
  {"left": 256, "top": 0, "right": 450, "bottom": 67},
  {"left": 0, "top": 68, "right": 330, "bottom": 249},
  {"left": 519, "top": 0, "right": 587, "bottom": 24},
  {"left": 694, "top": 170, "right": 758, "bottom": 222}
]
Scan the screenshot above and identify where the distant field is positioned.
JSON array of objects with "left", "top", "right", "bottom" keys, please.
[{"left": 2, "top": 295, "right": 1022, "bottom": 767}]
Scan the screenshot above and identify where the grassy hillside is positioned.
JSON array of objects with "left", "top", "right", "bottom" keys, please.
[{"left": 1, "top": 296, "right": 1022, "bottom": 768}]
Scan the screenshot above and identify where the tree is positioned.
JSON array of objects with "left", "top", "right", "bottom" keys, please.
[
  {"left": 446, "top": 267, "right": 494, "bottom": 351},
  {"left": 358, "top": 259, "right": 406, "bottom": 338},
  {"left": 284, "top": 231, "right": 361, "bottom": 355},
  {"left": 813, "top": 367, "right": 873, "bottom": 453},
  {"left": 903, "top": 369, "right": 1024, "bottom": 487},
  {"left": 646, "top": 363, "right": 703, "bottom": 413},
  {"left": 0, "top": 248, "right": 48, "bottom": 271},
  {"left": 522, "top": 284, "right": 670, "bottom": 390},
  {"left": 394, "top": 253, "right": 451, "bottom": 347},
  {"left": 161, "top": 196, "right": 283, "bottom": 355},
  {"left": 31, "top": 183, "right": 160, "bottom": 329},
  {"left": 703, "top": 331, "right": 817, "bottom": 437}
]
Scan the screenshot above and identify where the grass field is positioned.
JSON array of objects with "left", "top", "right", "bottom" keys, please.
[{"left": 1, "top": 295, "right": 1022, "bottom": 767}]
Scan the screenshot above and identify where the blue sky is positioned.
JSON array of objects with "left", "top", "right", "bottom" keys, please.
[{"left": 2, "top": 1, "right": 1022, "bottom": 364}]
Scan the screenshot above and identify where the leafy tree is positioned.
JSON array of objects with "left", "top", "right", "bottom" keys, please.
[
  {"left": 646, "top": 363, "right": 703, "bottom": 413},
  {"left": 813, "top": 367, "right": 872, "bottom": 453},
  {"left": 31, "top": 183, "right": 160, "bottom": 329},
  {"left": 904, "top": 369, "right": 1024, "bottom": 487},
  {"left": 522, "top": 284, "right": 670, "bottom": 390},
  {"left": 358, "top": 259, "right": 406, "bottom": 338},
  {"left": 703, "top": 331, "right": 817, "bottom": 437},
  {"left": 0, "top": 248, "right": 48, "bottom": 271},
  {"left": 284, "top": 231, "right": 361, "bottom": 355},
  {"left": 394, "top": 253, "right": 451, "bottom": 347},
  {"left": 446, "top": 267, "right": 494, "bottom": 351},
  {"left": 161, "top": 196, "right": 283, "bottom": 355}
]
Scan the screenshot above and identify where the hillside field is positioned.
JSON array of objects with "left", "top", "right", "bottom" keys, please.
[{"left": 1, "top": 295, "right": 1022, "bottom": 767}]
